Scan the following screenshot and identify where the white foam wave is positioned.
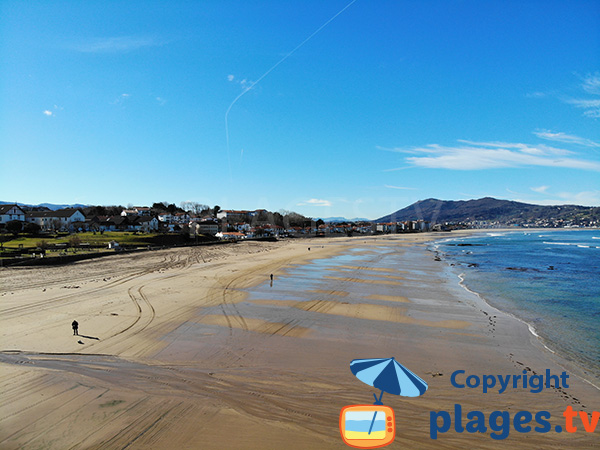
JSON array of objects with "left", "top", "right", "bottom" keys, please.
[{"left": 542, "top": 241, "right": 597, "bottom": 248}]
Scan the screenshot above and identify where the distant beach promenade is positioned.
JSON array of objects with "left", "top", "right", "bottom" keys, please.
[{"left": 0, "top": 234, "right": 598, "bottom": 449}]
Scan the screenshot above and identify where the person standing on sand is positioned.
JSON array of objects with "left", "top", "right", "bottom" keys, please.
[{"left": 72, "top": 320, "right": 79, "bottom": 336}]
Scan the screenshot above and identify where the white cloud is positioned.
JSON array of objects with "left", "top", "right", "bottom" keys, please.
[
  {"left": 390, "top": 140, "right": 600, "bottom": 171},
  {"left": 563, "top": 73, "right": 600, "bottom": 118},
  {"left": 531, "top": 185, "right": 550, "bottom": 194},
  {"left": 384, "top": 185, "right": 417, "bottom": 190},
  {"left": 526, "top": 92, "right": 547, "bottom": 98},
  {"left": 565, "top": 98, "right": 600, "bottom": 118},
  {"left": 112, "top": 93, "right": 131, "bottom": 105},
  {"left": 582, "top": 72, "right": 600, "bottom": 95},
  {"left": 533, "top": 130, "right": 600, "bottom": 147},
  {"left": 513, "top": 191, "right": 600, "bottom": 207},
  {"left": 227, "top": 74, "right": 255, "bottom": 91},
  {"left": 73, "top": 36, "right": 160, "bottom": 53},
  {"left": 554, "top": 190, "right": 600, "bottom": 206},
  {"left": 456, "top": 140, "right": 571, "bottom": 154},
  {"left": 297, "top": 199, "right": 332, "bottom": 207},
  {"left": 43, "top": 110, "right": 53, "bottom": 116}
]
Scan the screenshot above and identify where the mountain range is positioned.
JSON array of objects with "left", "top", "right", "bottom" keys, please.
[
  {"left": 375, "top": 197, "right": 600, "bottom": 224},
  {"left": 0, "top": 201, "right": 90, "bottom": 211}
]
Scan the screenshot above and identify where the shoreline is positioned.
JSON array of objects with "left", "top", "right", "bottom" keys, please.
[
  {"left": 1, "top": 234, "right": 598, "bottom": 449},
  {"left": 455, "top": 269, "right": 600, "bottom": 392},
  {"left": 429, "top": 229, "right": 600, "bottom": 390}
]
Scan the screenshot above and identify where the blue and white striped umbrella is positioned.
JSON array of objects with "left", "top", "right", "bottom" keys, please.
[{"left": 350, "top": 357, "right": 428, "bottom": 401}]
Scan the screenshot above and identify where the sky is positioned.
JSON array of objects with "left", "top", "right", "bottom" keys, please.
[{"left": 1, "top": 0, "right": 599, "bottom": 220}]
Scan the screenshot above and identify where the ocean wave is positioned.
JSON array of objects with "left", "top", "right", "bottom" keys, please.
[{"left": 543, "top": 241, "right": 599, "bottom": 249}]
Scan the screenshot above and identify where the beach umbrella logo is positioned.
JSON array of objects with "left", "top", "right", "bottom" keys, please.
[{"left": 340, "top": 357, "right": 428, "bottom": 448}]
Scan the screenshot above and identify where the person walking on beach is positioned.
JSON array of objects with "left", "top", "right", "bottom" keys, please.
[
  {"left": 270, "top": 273, "right": 274, "bottom": 282},
  {"left": 72, "top": 320, "right": 79, "bottom": 336}
]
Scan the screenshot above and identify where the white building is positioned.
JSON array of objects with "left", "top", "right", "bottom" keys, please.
[
  {"left": 26, "top": 209, "right": 86, "bottom": 231},
  {"left": 133, "top": 216, "right": 159, "bottom": 232},
  {"left": 121, "top": 207, "right": 152, "bottom": 217},
  {"left": 0, "top": 204, "right": 25, "bottom": 224},
  {"left": 217, "top": 209, "right": 262, "bottom": 221}
]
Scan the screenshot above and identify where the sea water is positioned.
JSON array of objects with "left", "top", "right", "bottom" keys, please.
[{"left": 434, "top": 229, "right": 600, "bottom": 378}]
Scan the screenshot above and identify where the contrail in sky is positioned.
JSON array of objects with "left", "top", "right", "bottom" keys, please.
[{"left": 225, "top": 0, "right": 358, "bottom": 180}]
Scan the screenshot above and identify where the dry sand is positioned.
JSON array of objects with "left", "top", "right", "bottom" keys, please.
[{"left": 0, "top": 235, "right": 598, "bottom": 449}]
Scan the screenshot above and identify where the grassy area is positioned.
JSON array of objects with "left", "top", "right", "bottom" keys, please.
[
  {"left": 57, "top": 231, "right": 161, "bottom": 246},
  {"left": 0, "top": 232, "right": 161, "bottom": 250},
  {"left": 0, "top": 236, "right": 45, "bottom": 249}
]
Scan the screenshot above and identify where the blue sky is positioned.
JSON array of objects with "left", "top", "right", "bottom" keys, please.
[{"left": 1, "top": 0, "right": 598, "bottom": 219}]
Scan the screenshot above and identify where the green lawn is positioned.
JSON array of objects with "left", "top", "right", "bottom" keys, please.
[{"left": 0, "top": 232, "right": 161, "bottom": 250}]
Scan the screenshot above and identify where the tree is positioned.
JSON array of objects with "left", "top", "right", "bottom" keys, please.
[
  {"left": 50, "top": 219, "right": 62, "bottom": 231},
  {"left": 273, "top": 212, "right": 284, "bottom": 227},
  {"left": 152, "top": 202, "right": 168, "bottom": 212},
  {"left": 257, "top": 210, "right": 270, "bottom": 223},
  {"left": 193, "top": 203, "right": 209, "bottom": 215},
  {"left": 181, "top": 201, "right": 209, "bottom": 215},
  {"left": 36, "top": 240, "right": 49, "bottom": 249},
  {"left": 24, "top": 222, "right": 41, "bottom": 235},
  {"left": 6, "top": 220, "right": 22, "bottom": 236},
  {"left": 284, "top": 211, "right": 309, "bottom": 227},
  {"left": 213, "top": 205, "right": 221, "bottom": 216},
  {"left": 68, "top": 235, "right": 81, "bottom": 247},
  {"left": 83, "top": 205, "right": 107, "bottom": 216}
]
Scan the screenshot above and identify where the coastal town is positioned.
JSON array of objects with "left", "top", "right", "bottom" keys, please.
[
  {"left": 0, "top": 203, "right": 375, "bottom": 240},
  {"left": 1, "top": 200, "right": 598, "bottom": 247}
]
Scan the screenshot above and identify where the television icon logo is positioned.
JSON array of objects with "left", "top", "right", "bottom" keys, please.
[{"left": 339, "top": 405, "right": 395, "bottom": 449}]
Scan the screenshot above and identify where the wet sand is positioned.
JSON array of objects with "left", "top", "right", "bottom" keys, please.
[{"left": 0, "top": 235, "right": 598, "bottom": 449}]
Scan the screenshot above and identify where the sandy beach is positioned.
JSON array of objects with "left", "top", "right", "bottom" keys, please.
[{"left": 1, "top": 235, "right": 598, "bottom": 449}]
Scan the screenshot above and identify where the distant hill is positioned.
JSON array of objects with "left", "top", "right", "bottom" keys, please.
[
  {"left": 317, "top": 217, "right": 371, "bottom": 223},
  {"left": 0, "top": 201, "right": 89, "bottom": 211},
  {"left": 375, "top": 197, "right": 600, "bottom": 225},
  {"left": 36, "top": 203, "right": 90, "bottom": 210}
]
